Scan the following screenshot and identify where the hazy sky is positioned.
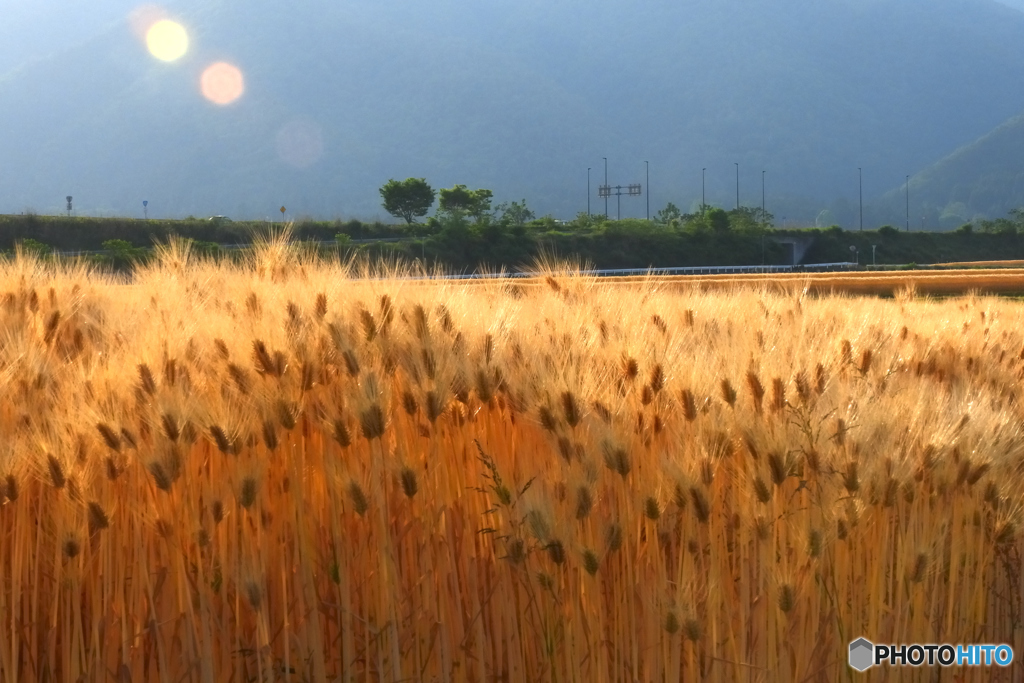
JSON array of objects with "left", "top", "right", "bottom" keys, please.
[
  {"left": 3, "top": 0, "right": 1024, "bottom": 76},
  {"left": 0, "top": 0, "right": 141, "bottom": 74},
  {"left": 3, "top": 0, "right": 1024, "bottom": 221}
]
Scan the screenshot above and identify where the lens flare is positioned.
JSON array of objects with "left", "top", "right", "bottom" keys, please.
[
  {"left": 276, "top": 119, "right": 325, "bottom": 168},
  {"left": 130, "top": 5, "right": 169, "bottom": 40},
  {"left": 201, "top": 62, "right": 245, "bottom": 106},
  {"left": 146, "top": 20, "right": 188, "bottom": 62}
]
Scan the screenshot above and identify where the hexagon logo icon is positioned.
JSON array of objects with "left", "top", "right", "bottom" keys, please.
[{"left": 849, "top": 637, "right": 874, "bottom": 672}]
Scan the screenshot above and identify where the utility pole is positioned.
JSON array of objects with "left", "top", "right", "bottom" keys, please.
[
  {"left": 735, "top": 162, "right": 739, "bottom": 210},
  {"left": 858, "top": 167, "right": 863, "bottom": 231},
  {"left": 603, "top": 157, "right": 608, "bottom": 218},
  {"left": 587, "top": 168, "right": 591, "bottom": 217},
  {"left": 645, "top": 161, "right": 649, "bottom": 221}
]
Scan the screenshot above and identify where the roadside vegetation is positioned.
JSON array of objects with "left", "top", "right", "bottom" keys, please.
[{"left": 6, "top": 184, "right": 1024, "bottom": 273}]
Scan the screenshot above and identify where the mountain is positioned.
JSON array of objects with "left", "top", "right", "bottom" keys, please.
[
  {"left": 2, "top": 0, "right": 1024, "bottom": 223},
  {"left": 880, "top": 113, "right": 1024, "bottom": 228},
  {"left": 995, "top": 0, "right": 1024, "bottom": 11}
]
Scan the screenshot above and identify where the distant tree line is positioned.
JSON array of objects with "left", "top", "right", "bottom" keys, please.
[
  {"left": 7, "top": 181, "right": 1024, "bottom": 272},
  {"left": 369, "top": 177, "right": 1024, "bottom": 269}
]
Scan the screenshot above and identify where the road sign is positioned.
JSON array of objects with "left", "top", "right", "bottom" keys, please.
[
  {"left": 143, "top": 201, "right": 148, "bottom": 207},
  {"left": 596, "top": 183, "right": 643, "bottom": 220},
  {"left": 598, "top": 184, "right": 642, "bottom": 197}
]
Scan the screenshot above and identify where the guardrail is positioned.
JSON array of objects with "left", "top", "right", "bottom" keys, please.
[{"left": 407, "top": 263, "right": 859, "bottom": 280}]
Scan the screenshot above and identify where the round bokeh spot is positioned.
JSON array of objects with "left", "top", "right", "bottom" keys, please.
[{"left": 201, "top": 62, "right": 245, "bottom": 106}]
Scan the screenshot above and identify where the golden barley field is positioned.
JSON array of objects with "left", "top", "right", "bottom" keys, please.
[{"left": 1, "top": 235, "right": 1023, "bottom": 682}]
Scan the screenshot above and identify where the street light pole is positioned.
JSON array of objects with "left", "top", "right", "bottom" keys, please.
[
  {"left": 603, "top": 158, "right": 608, "bottom": 218},
  {"left": 858, "top": 167, "right": 863, "bottom": 231},
  {"left": 587, "top": 168, "right": 591, "bottom": 217},
  {"left": 735, "top": 162, "right": 739, "bottom": 210},
  {"left": 872, "top": 244, "right": 877, "bottom": 266},
  {"left": 702, "top": 168, "right": 706, "bottom": 212},
  {"left": 760, "top": 169, "right": 766, "bottom": 265},
  {"left": 645, "top": 160, "right": 649, "bottom": 221}
]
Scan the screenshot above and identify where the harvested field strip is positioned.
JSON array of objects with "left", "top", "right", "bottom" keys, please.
[
  {"left": 465, "top": 269, "right": 1024, "bottom": 296},
  {"left": 934, "top": 259, "right": 1024, "bottom": 268}
]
